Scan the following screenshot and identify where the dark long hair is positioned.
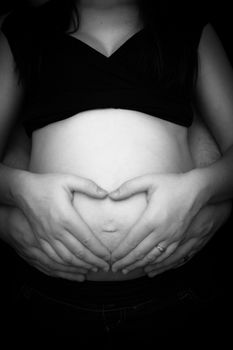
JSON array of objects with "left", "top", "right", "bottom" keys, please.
[
  {"left": 5, "top": 0, "right": 199, "bottom": 93},
  {"left": 32, "top": 0, "right": 169, "bottom": 83},
  {"left": 48, "top": 0, "right": 165, "bottom": 78},
  {"left": 37, "top": 0, "right": 163, "bottom": 33}
]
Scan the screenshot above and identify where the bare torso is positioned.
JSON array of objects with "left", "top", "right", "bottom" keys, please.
[{"left": 29, "top": 109, "right": 194, "bottom": 280}]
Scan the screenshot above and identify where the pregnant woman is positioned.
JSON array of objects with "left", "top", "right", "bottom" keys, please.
[{"left": 0, "top": 0, "right": 232, "bottom": 343}]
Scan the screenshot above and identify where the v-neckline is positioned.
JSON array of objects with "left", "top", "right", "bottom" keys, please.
[{"left": 64, "top": 27, "right": 146, "bottom": 59}]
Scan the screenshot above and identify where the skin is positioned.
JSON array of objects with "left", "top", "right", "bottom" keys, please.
[
  {"left": 0, "top": 97, "right": 231, "bottom": 282},
  {"left": 0, "top": 0, "right": 233, "bottom": 280},
  {"left": 144, "top": 112, "right": 232, "bottom": 277},
  {"left": 108, "top": 21, "right": 233, "bottom": 272}
]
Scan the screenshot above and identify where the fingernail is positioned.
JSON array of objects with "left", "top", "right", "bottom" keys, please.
[
  {"left": 122, "top": 269, "right": 129, "bottom": 275},
  {"left": 110, "top": 190, "right": 119, "bottom": 198},
  {"left": 77, "top": 276, "right": 85, "bottom": 282},
  {"left": 91, "top": 267, "right": 98, "bottom": 272},
  {"left": 112, "top": 267, "right": 117, "bottom": 273},
  {"left": 97, "top": 187, "right": 108, "bottom": 195},
  {"left": 148, "top": 272, "right": 157, "bottom": 278}
]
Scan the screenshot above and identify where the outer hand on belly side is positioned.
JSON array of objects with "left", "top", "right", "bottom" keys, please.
[
  {"left": 13, "top": 172, "right": 111, "bottom": 272},
  {"left": 108, "top": 171, "right": 210, "bottom": 273},
  {"left": 2, "top": 207, "right": 91, "bottom": 281},
  {"left": 144, "top": 201, "right": 232, "bottom": 277}
]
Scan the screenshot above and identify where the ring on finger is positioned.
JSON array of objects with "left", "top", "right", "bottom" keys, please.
[{"left": 156, "top": 244, "right": 166, "bottom": 253}]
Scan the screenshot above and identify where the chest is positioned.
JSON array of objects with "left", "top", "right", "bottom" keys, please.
[{"left": 29, "top": 26, "right": 195, "bottom": 96}]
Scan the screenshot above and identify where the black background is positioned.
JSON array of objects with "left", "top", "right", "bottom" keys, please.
[{"left": 0, "top": 0, "right": 232, "bottom": 342}]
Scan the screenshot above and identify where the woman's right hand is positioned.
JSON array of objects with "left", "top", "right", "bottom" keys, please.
[
  {"left": 3, "top": 207, "right": 90, "bottom": 281},
  {"left": 12, "top": 172, "right": 110, "bottom": 271}
]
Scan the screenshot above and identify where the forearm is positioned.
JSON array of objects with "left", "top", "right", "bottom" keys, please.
[
  {"left": 0, "top": 163, "right": 30, "bottom": 206},
  {"left": 188, "top": 112, "right": 232, "bottom": 207},
  {"left": 192, "top": 145, "right": 233, "bottom": 204},
  {"left": 188, "top": 110, "right": 221, "bottom": 168},
  {"left": 2, "top": 123, "right": 30, "bottom": 169},
  {"left": 0, "top": 124, "right": 31, "bottom": 206}
]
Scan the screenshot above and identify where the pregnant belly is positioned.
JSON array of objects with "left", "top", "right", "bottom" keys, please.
[{"left": 29, "top": 109, "right": 194, "bottom": 280}]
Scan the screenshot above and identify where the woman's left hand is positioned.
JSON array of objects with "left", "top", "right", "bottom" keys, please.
[
  {"left": 109, "top": 171, "right": 208, "bottom": 273},
  {"left": 144, "top": 200, "right": 232, "bottom": 277}
]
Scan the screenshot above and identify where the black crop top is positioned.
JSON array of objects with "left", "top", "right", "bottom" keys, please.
[{"left": 2, "top": 6, "right": 208, "bottom": 137}]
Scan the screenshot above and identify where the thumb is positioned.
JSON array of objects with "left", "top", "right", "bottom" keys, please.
[
  {"left": 66, "top": 176, "right": 108, "bottom": 199},
  {"left": 109, "top": 175, "right": 153, "bottom": 200}
]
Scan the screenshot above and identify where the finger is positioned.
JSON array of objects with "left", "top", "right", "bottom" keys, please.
[
  {"left": 52, "top": 240, "right": 98, "bottom": 271},
  {"left": 67, "top": 175, "right": 109, "bottom": 199},
  {"left": 37, "top": 239, "right": 98, "bottom": 272},
  {"left": 119, "top": 241, "right": 172, "bottom": 274},
  {"left": 34, "top": 262, "right": 89, "bottom": 276},
  {"left": 64, "top": 208, "right": 111, "bottom": 262},
  {"left": 35, "top": 265, "right": 86, "bottom": 282},
  {"left": 29, "top": 247, "right": 90, "bottom": 274},
  {"left": 152, "top": 241, "right": 179, "bottom": 263},
  {"left": 39, "top": 237, "right": 99, "bottom": 271},
  {"left": 39, "top": 239, "right": 65, "bottom": 264},
  {"left": 57, "top": 230, "right": 109, "bottom": 271},
  {"left": 111, "top": 206, "right": 157, "bottom": 262},
  {"left": 108, "top": 174, "right": 154, "bottom": 200},
  {"left": 144, "top": 238, "right": 197, "bottom": 274},
  {"left": 145, "top": 244, "right": 192, "bottom": 274},
  {"left": 146, "top": 247, "right": 198, "bottom": 277},
  {"left": 147, "top": 267, "right": 167, "bottom": 278},
  {"left": 54, "top": 271, "right": 86, "bottom": 282},
  {"left": 112, "top": 231, "right": 163, "bottom": 272}
]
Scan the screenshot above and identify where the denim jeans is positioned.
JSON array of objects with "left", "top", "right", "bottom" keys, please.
[{"left": 1, "top": 229, "right": 231, "bottom": 346}]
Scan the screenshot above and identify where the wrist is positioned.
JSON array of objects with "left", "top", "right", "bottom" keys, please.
[
  {"left": 185, "top": 168, "right": 212, "bottom": 209},
  {"left": 8, "top": 169, "right": 33, "bottom": 206}
]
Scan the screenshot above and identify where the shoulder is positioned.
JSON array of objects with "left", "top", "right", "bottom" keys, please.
[
  {"left": 197, "top": 22, "right": 231, "bottom": 79},
  {"left": 1, "top": 3, "right": 54, "bottom": 47},
  {"left": 0, "top": 30, "right": 14, "bottom": 78},
  {"left": 194, "top": 20, "right": 233, "bottom": 152},
  {"left": 1, "top": 7, "right": 30, "bottom": 36},
  {"left": 198, "top": 23, "right": 225, "bottom": 56},
  {"left": 0, "top": 5, "right": 54, "bottom": 83}
]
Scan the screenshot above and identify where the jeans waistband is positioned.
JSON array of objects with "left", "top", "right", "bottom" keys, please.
[{"left": 22, "top": 265, "right": 188, "bottom": 307}]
